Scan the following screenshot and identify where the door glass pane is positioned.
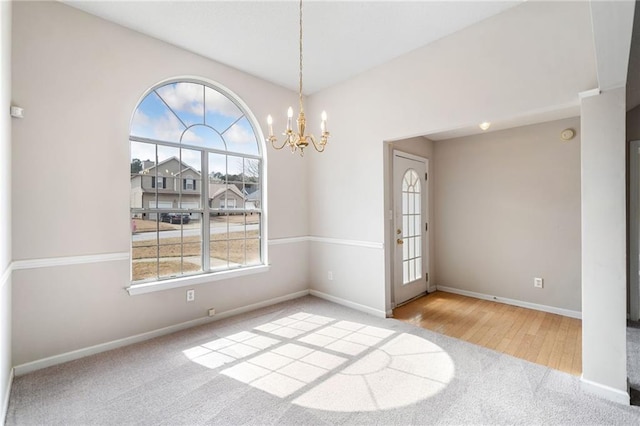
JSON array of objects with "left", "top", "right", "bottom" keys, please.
[{"left": 402, "top": 169, "right": 422, "bottom": 285}]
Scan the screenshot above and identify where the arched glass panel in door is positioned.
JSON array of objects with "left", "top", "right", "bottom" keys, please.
[{"left": 402, "top": 169, "right": 422, "bottom": 284}]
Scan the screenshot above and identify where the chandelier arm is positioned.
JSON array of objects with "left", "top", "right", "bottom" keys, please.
[
  {"left": 270, "top": 136, "right": 289, "bottom": 150},
  {"left": 307, "top": 134, "right": 326, "bottom": 153}
]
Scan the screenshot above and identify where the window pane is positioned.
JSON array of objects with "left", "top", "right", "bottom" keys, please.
[
  {"left": 246, "top": 239, "right": 261, "bottom": 266},
  {"left": 210, "top": 240, "right": 229, "bottom": 270},
  {"left": 204, "top": 86, "right": 243, "bottom": 131},
  {"left": 157, "top": 213, "right": 202, "bottom": 279},
  {"left": 402, "top": 193, "right": 408, "bottom": 215},
  {"left": 131, "top": 91, "right": 185, "bottom": 143},
  {"left": 403, "top": 236, "right": 408, "bottom": 260},
  {"left": 155, "top": 82, "right": 204, "bottom": 128},
  {"left": 179, "top": 148, "right": 202, "bottom": 209},
  {"left": 182, "top": 125, "right": 226, "bottom": 150},
  {"left": 223, "top": 117, "right": 259, "bottom": 155},
  {"left": 182, "top": 243, "right": 203, "bottom": 274},
  {"left": 210, "top": 213, "right": 228, "bottom": 241},
  {"left": 131, "top": 213, "right": 159, "bottom": 282},
  {"left": 246, "top": 213, "right": 261, "bottom": 240},
  {"left": 409, "top": 259, "right": 416, "bottom": 282},
  {"left": 408, "top": 236, "right": 414, "bottom": 259},
  {"left": 403, "top": 216, "right": 409, "bottom": 238}
]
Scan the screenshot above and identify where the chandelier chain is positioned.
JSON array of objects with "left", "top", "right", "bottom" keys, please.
[
  {"left": 299, "top": 0, "right": 304, "bottom": 112},
  {"left": 266, "top": 0, "right": 330, "bottom": 156}
]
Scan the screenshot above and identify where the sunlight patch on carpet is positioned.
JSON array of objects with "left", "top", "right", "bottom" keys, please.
[{"left": 183, "top": 312, "right": 455, "bottom": 412}]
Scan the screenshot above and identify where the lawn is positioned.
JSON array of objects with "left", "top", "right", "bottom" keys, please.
[
  {"left": 132, "top": 214, "right": 259, "bottom": 233},
  {"left": 132, "top": 230, "right": 260, "bottom": 281}
]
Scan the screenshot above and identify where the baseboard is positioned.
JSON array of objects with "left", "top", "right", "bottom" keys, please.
[
  {"left": 1, "top": 368, "right": 14, "bottom": 425},
  {"left": 436, "top": 286, "right": 582, "bottom": 319},
  {"left": 13, "top": 289, "right": 310, "bottom": 376},
  {"left": 581, "top": 376, "right": 630, "bottom": 405},
  {"left": 309, "top": 289, "right": 387, "bottom": 318}
]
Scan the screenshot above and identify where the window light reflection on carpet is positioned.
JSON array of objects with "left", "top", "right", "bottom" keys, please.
[{"left": 182, "top": 312, "right": 455, "bottom": 412}]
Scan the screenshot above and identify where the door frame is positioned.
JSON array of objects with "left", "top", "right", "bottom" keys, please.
[
  {"left": 384, "top": 148, "right": 430, "bottom": 311},
  {"left": 392, "top": 150, "right": 429, "bottom": 306}
]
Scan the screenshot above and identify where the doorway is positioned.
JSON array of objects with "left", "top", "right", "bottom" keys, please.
[{"left": 393, "top": 151, "right": 429, "bottom": 305}]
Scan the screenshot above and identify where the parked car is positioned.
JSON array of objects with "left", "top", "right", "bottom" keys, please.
[{"left": 160, "top": 213, "right": 191, "bottom": 224}]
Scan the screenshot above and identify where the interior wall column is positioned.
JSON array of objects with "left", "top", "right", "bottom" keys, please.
[{"left": 580, "top": 86, "right": 629, "bottom": 404}]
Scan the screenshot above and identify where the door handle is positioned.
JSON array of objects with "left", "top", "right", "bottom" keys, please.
[
  {"left": 396, "top": 229, "right": 402, "bottom": 235},
  {"left": 397, "top": 238, "right": 404, "bottom": 245}
]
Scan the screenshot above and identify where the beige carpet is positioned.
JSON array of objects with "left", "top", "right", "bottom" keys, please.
[{"left": 6, "top": 295, "right": 640, "bottom": 424}]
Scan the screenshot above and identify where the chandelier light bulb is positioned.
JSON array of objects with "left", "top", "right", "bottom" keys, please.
[
  {"left": 267, "top": 115, "right": 273, "bottom": 137},
  {"left": 287, "top": 107, "right": 293, "bottom": 131}
]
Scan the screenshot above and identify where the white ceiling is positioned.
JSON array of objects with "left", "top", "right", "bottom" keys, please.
[{"left": 63, "top": 0, "right": 523, "bottom": 95}]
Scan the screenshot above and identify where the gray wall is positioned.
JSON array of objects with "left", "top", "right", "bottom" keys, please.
[
  {"left": 1, "top": 0, "right": 12, "bottom": 421},
  {"left": 306, "top": 0, "right": 595, "bottom": 315},
  {"left": 11, "top": 1, "right": 308, "bottom": 366},
  {"left": 433, "top": 117, "right": 582, "bottom": 312}
]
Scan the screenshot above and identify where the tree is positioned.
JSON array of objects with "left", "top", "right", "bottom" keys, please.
[{"left": 131, "top": 158, "right": 143, "bottom": 174}]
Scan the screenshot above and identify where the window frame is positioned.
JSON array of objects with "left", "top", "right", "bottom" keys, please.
[{"left": 127, "top": 77, "right": 269, "bottom": 295}]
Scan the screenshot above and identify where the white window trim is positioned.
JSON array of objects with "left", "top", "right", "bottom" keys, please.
[{"left": 126, "top": 264, "right": 271, "bottom": 295}]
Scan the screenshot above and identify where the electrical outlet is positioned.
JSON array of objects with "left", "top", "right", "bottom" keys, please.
[
  {"left": 186, "top": 289, "right": 195, "bottom": 302},
  {"left": 208, "top": 308, "right": 216, "bottom": 317},
  {"left": 328, "top": 271, "right": 333, "bottom": 281},
  {"left": 534, "top": 278, "right": 543, "bottom": 289}
]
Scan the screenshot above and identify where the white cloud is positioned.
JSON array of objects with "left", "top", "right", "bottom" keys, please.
[
  {"left": 154, "top": 83, "right": 243, "bottom": 122},
  {"left": 150, "top": 111, "right": 202, "bottom": 144},
  {"left": 130, "top": 109, "right": 152, "bottom": 136},
  {"left": 224, "top": 123, "right": 254, "bottom": 145},
  {"left": 205, "top": 87, "right": 243, "bottom": 118},
  {"left": 156, "top": 82, "right": 203, "bottom": 117}
]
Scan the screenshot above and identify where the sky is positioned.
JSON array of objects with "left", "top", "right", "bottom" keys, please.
[{"left": 130, "top": 82, "right": 260, "bottom": 175}]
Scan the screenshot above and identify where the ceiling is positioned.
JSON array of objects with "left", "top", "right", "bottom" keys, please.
[{"left": 63, "top": 0, "right": 523, "bottom": 95}]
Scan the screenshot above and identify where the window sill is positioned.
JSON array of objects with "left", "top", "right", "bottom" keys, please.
[{"left": 126, "top": 264, "right": 270, "bottom": 296}]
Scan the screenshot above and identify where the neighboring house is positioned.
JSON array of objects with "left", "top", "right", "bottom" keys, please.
[
  {"left": 245, "top": 188, "right": 261, "bottom": 210},
  {"left": 209, "top": 183, "right": 247, "bottom": 212},
  {"left": 131, "top": 157, "right": 201, "bottom": 219}
]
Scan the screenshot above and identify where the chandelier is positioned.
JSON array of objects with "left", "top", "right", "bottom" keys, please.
[{"left": 267, "top": 0, "right": 329, "bottom": 156}]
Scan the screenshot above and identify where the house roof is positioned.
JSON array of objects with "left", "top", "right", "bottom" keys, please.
[
  {"left": 246, "top": 189, "right": 261, "bottom": 202},
  {"left": 209, "top": 183, "right": 246, "bottom": 200},
  {"left": 138, "top": 156, "right": 201, "bottom": 178}
]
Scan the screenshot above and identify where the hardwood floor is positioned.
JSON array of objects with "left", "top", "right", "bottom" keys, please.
[{"left": 393, "top": 291, "right": 582, "bottom": 376}]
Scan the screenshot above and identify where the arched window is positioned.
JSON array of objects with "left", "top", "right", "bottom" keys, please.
[{"left": 129, "top": 79, "right": 264, "bottom": 284}]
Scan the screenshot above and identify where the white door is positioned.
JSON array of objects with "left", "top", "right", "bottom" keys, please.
[{"left": 393, "top": 151, "right": 428, "bottom": 305}]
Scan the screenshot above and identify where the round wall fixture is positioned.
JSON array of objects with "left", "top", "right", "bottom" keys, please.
[{"left": 560, "top": 128, "right": 576, "bottom": 141}]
